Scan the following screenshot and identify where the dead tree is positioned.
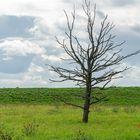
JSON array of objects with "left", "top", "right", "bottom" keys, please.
[{"left": 50, "top": 0, "right": 140, "bottom": 123}]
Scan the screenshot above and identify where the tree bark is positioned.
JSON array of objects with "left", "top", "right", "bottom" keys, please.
[
  {"left": 82, "top": 78, "right": 91, "bottom": 123},
  {"left": 82, "top": 98, "right": 90, "bottom": 123}
]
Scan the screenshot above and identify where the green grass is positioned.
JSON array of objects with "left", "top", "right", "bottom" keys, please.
[
  {"left": 0, "top": 87, "right": 140, "bottom": 105},
  {"left": 0, "top": 105, "right": 140, "bottom": 140},
  {"left": 0, "top": 87, "right": 140, "bottom": 139}
]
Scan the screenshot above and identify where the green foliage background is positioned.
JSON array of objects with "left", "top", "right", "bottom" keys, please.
[{"left": 0, "top": 87, "right": 139, "bottom": 105}]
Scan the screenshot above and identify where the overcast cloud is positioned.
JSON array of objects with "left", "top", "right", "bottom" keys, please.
[{"left": 0, "top": 0, "right": 139, "bottom": 87}]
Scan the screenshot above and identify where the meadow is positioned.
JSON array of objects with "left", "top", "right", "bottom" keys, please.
[{"left": 0, "top": 87, "right": 140, "bottom": 140}]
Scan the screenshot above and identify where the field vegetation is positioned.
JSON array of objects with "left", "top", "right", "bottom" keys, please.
[
  {"left": 0, "top": 87, "right": 140, "bottom": 140},
  {"left": 0, "top": 87, "right": 140, "bottom": 105}
]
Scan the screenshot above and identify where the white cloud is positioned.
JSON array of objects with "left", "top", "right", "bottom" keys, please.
[
  {"left": 109, "top": 63, "right": 140, "bottom": 86},
  {"left": 21, "top": 63, "right": 47, "bottom": 86},
  {"left": 126, "top": 65, "right": 140, "bottom": 81},
  {"left": 28, "top": 63, "right": 45, "bottom": 73},
  {"left": 0, "top": 62, "right": 47, "bottom": 87},
  {"left": 0, "top": 39, "right": 45, "bottom": 60},
  {"left": 41, "top": 54, "right": 61, "bottom": 63},
  {"left": 0, "top": 76, "right": 47, "bottom": 87},
  {"left": 0, "top": 0, "right": 139, "bottom": 28},
  {"left": 29, "top": 18, "right": 49, "bottom": 39},
  {"left": 0, "top": 79, "right": 21, "bottom": 88}
]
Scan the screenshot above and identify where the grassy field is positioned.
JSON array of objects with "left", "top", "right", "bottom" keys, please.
[
  {"left": 0, "top": 105, "right": 140, "bottom": 140},
  {"left": 0, "top": 87, "right": 140, "bottom": 140}
]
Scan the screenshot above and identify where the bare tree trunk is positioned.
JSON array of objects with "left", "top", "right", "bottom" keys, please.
[
  {"left": 82, "top": 79, "right": 91, "bottom": 123},
  {"left": 82, "top": 96, "right": 90, "bottom": 123}
]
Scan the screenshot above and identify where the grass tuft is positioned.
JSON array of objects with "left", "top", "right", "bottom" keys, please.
[{"left": 22, "top": 121, "right": 39, "bottom": 136}]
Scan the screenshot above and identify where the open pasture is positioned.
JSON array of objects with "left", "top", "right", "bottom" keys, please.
[
  {"left": 0, "top": 105, "right": 140, "bottom": 140},
  {"left": 0, "top": 87, "right": 140, "bottom": 139}
]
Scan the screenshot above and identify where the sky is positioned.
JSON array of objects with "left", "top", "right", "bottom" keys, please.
[{"left": 0, "top": 0, "right": 140, "bottom": 88}]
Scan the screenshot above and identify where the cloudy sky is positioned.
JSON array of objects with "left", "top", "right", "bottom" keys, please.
[{"left": 0, "top": 0, "right": 140, "bottom": 87}]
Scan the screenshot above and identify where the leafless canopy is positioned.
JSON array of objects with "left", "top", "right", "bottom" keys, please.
[
  {"left": 49, "top": 0, "right": 140, "bottom": 123},
  {"left": 50, "top": 1, "right": 139, "bottom": 88}
]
